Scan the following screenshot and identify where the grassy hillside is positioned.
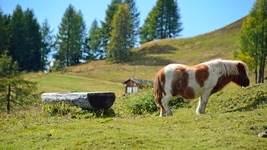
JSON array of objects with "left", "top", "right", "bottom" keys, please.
[
  {"left": 34, "top": 17, "right": 246, "bottom": 96},
  {"left": 130, "top": 16, "right": 244, "bottom": 66}
]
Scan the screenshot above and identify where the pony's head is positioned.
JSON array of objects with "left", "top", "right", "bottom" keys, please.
[
  {"left": 233, "top": 62, "right": 250, "bottom": 87},
  {"left": 204, "top": 59, "right": 250, "bottom": 88}
]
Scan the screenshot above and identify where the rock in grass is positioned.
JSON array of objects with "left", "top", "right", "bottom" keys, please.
[
  {"left": 258, "top": 132, "right": 267, "bottom": 138},
  {"left": 41, "top": 92, "right": 115, "bottom": 110}
]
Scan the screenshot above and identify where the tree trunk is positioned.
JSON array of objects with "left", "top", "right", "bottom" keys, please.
[
  {"left": 254, "top": 58, "right": 258, "bottom": 83},
  {"left": 258, "top": 55, "right": 265, "bottom": 83},
  {"left": 255, "top": 68, "right": 258, "bottom": 84},
  {"left": 258, "top": 63, "right": 262, "bottom": 83},
  {"left": 7, "top": 84, "right": 11, "bottom": 114},
  {"left": 261, "top": 55, "right": 266, "bottom": 83}
]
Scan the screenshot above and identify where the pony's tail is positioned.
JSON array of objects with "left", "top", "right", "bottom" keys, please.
[{"left": 154, "top": 72, "right": 164, "bottom": 109}]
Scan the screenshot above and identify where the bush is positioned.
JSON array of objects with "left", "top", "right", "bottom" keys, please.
[
  {"left": 124, "top": 88, "right": 190, "bottom": 115},
  {"left": 125, "top": 88, "right": 157, "bottom": 115}
]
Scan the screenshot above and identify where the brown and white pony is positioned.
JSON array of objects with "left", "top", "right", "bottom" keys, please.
[{"left": 154, "top": 59, "right": 250, "bottom": 117}]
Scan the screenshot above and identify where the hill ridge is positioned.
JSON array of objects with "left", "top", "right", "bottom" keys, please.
[
  {"left": 195, "top": 16, "right": 246, "bottom": 38},
  {"left": 129, "top": 16, "right": 246, "bottom": 66}
]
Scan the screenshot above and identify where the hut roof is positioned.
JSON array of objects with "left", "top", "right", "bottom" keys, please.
[{"left": 122, "top": 78, "right": 153, "bottom": 86}]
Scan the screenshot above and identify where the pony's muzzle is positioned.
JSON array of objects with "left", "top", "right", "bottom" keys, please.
[{"left": 242, "top": 79, "right": 250, "bottom": 87}]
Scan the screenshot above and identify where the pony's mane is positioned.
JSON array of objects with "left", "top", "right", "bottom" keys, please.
[{"left": 201, "top": 59, "right": 248, "bottom": 76}]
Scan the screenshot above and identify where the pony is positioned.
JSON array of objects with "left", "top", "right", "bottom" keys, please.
[{"left": 154, "top": 59, "right": 250, "bottom": 117}]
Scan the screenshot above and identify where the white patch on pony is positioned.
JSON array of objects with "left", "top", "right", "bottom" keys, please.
[
  {"left": 164, "top": 64, "right": 204, "bottom": 98},
  {"left": 202, "top": 59, "right": 240, "bottom": 76},
  {"left": 187, "top": 68, "right": 202, "bottom": 97}
]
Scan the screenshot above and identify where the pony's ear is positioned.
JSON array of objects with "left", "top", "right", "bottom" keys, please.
[{"left": 237, "top": 63, "right": 246, "bottom": 74}]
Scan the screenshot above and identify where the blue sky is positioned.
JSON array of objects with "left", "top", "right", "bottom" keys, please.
[{"left": 0, "top": 0, "right": 256, "bottom": 38}]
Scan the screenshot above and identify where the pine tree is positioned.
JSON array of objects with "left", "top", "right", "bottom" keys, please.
[
  {"left": 107, "top": 3, "right": 133, "bottom": 62},
  {"left": 124, "top": 0, "right": 140, "bottom": 48},
  {"left": 24, "top": 8, "right": 42, "bottom": 71},
  {"left": 72, "top": 10, "right": 87, "bottom": 64},
  {"left": 88, "top": 19, "right": 103, "bottom": 59},
  {"left": 55, "top": 5, "right": 86, "bottom": 68},
  {"left": 238, "top": 0, "right": 267, "bottom": 83},
  {"left": 139, "top": 0, "right": 182, "bottom": 44},
  {"left": 0, "top": 51, "right": 37, "bottom": 114},
  {"left": 164, "top": 0, "right": 182, "bottom": 38},
  {"left": 0, "top": 9, "right": 10, "bottom": 54},
  {"left": 40, "top": 19, "right": 54, "bottom": 71},
  {"left": 9, "top": 5, "right": 42, "bottom": 71},
  {"left": 9, "top": 5, "right": 28, "bottom": 71},
  {"left": 139, "top": 6, "right": 158, "bottom": 44},
  {"left": 100, "top": 0, "right": 122, "bottom": 53}
]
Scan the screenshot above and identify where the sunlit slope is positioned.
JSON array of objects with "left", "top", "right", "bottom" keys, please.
[{"left": 130, "top": 17, "right": 245, "bottom": 66}]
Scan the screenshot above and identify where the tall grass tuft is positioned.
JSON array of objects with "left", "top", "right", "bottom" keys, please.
[
  {"left": 117, "top": 88, "right": 190, "bottom": 115},
  {"left": 42, "top": 102, "right": 117, "bottom": 119}
]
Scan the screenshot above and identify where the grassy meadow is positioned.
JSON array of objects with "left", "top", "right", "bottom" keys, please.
[
  {"left": 0, "top": 108, "right": 266, "bottom": 149},
  {"left": 1, "top": 82, "right": 267, "bottom": 149},
  {"left": 1, "top": 17, "right": 267, "bottom": 149}
]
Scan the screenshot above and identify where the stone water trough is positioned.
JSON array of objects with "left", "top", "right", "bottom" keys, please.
[{"left": 41, "top": 92, "right": 116, "bottom": 110}]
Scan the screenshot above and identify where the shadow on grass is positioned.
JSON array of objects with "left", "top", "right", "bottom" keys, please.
[
  {"left": 94, "top": 108, "right": 116, "bottom": 118},
  {"left": 226, "top": 91, "right": 267, "bottom": 113},
  {"left": 128, "top": 56, "right": 176, "bottom": 66},
  {"left": 128, "top": 45, "right": 177, "bottom": 66}
]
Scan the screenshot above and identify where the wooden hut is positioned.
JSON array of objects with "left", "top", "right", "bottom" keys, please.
[{"left": 122, "top": 78, "right": 153, "bottom": 94}]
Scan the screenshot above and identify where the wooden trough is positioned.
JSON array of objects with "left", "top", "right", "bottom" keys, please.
[{"left": 41, "top": 92, "right": 116, "bottom": 110}]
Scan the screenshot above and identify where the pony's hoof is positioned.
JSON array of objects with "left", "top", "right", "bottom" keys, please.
[
  {"left": 196, "top": 111, "right": 206, "bottom": 115},
  {"left": 166, "top": 113, "right": 173, "bottom": 116}
]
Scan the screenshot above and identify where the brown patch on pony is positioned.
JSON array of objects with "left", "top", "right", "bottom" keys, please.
[
  {"left": 211, "top": 75, "right": 233, "bottom": 95},
  {"left": 171, "top": 66, "right": 195, "bottom": 99},
  {"left": 194, "top": 64, "right": 209, "bottom": 87},
  {"left": 154, "top": 68, "right": 166, "bottom": 109},
  {"left": 234, "top": 62, "right": 250, "bottom": 87},
  {"left": 237, "top": 63, "right": 246, "bottom": 74},
  {"left": 182, "top": 86, "right": 195, "bottom": 99}
]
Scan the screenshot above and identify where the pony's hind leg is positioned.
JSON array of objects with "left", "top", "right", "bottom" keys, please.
[
  {"left": 159, "top": 106, "right": 166, "bottom": 117},
  {"left": 161, "top": 93, "right": 173, "bottom": 116}
]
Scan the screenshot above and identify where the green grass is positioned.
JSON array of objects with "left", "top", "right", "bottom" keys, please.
[
  {"left": 0, "top": 82, "right": 266, "bottom": 149},
  {"left": 1, "top": 17, "right": 267, "bottom": 149},
  {"left": 25, "top": 72, "right": 125, "bottom": 95},
  {"left": 0, "top": 105, "right": 266, "bottom": 149}
]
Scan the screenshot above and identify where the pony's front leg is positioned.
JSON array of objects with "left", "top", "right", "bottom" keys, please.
[
  {"left": 161, "top": 94, "right": 173, "bottom": 116},
  {"left": 196, "top": 92, "right": 211, "bottom": 114}
]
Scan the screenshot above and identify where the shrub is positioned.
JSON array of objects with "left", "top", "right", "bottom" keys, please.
[
  {"left": 126, "top": 88, "right": 157, "bottom": 115},
  {"left": 124, "top": 88, "right": 190, "bottom": 115}
]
